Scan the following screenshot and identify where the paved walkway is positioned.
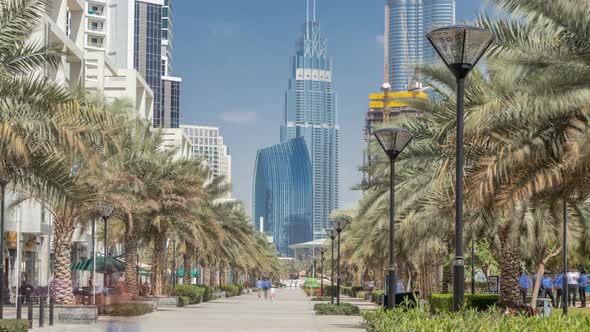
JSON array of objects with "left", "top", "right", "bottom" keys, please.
[{"left": 37, "top": 288, "right": 365, "bottom": 332}]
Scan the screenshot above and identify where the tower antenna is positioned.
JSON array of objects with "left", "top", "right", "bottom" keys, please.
[{"left": 313, "top": 0, "right": 316, "bottom": 22}]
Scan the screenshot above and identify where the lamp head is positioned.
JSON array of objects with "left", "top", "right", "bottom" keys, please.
[
  {"left": 97, "top": 204, "right": 115, "bottom": 219},
  {"left": 325, "top": 228, "right": 338, "bottom": 240},
  {"left": 330, "top": 218, "right": 351, "bottom": 232},
  {"left": 427, "top": 25, "right": 494, "bottom": 79},
  {"left": 373, "top": 128, "right": 414, "bottom": 160}
]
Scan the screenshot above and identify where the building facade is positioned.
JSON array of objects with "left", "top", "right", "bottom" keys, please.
[
  {"left": 386, "top": 0, "right": 455, "bottom": 92},
  {"left": 181, "top": 125, "right": 232, "bottom": 185},
  {"left": 281, "top": 19, "right": 340, "bottom": 241},
  {"left": 253, "top": 138, "right": 313, "bottom": 256}
]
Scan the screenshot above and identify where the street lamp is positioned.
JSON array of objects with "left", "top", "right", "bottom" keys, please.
[
  {"left": 374, "top": 128, "right": 414, "bottom": 309},
  {"left": 97, "top": 204, "right": 114, "bottom": 292},
  {"left": 0, "top": 175, "right": 9, "bottom": 318},
  {"left": 562, "top": 198, "right": 568, "bottom": 314},
  {"left": 326, "top": 228, "right": 338, "bottom": 304},
  {"left": 319, "top": 247, "right": 327, "bottom": 297},
  {"left": 330, "top": 218, "right": 351, "bottom": 305},
  {"left": 427, "top": 25, "right": 493, "bottom": 311}
]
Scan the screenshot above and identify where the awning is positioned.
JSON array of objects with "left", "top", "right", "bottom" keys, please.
[
  {"left": 71, "top": 256, "right": 126, "bottom": 274},
  {"left": 176, "top": 268, "right": 200, "bottom": 278}
]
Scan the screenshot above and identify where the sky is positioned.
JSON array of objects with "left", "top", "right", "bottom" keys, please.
[{"left": 173, "top": 0, "right": 486, "bottom": 217}]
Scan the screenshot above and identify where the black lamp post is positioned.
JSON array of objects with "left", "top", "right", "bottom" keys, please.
[
  {"left": 427, "top": 25, "right": 493, "bottom": 311},
  {"left": 0, "top": 175, "right": 9, "bottom": 318},
  {"left": 319, "top": 247, "right": 327, "bottom": 297},
  {"left": 97, "top": 204, "right": 114, "bottom": 292},
  {"left": 563, "top": 199, "right": 568, "bottom": 314},
  {"left": 326, "top": 228, "right": 338, "bottom": 304},
  {"left": 374, "top": 128, "right": 414, "bottom": 309},
  {"left": 330, "top": 218, "right": 351, "bottom": 305}
]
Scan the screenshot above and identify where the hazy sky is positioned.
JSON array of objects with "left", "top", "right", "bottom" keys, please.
[{"left": 173, "top": 0, "right": 486, "bottom": 217}]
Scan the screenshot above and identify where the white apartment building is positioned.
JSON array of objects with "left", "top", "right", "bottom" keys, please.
[
  {"left": 161, "top": 128, "right": 193, "bottom": 160},
  {"left": 180, "top": 125, "right": 232, "bottom": 187}
]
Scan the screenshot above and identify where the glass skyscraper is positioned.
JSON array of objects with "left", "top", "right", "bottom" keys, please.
[
  {"left": 281, "top": 19, "right": 340, "bottom": 241},
  {"left": 386, "top": 0, "right": 455, "bottom": 92},
  {"left": 253, "top": 137, "right": 313, "bottom": 256},
  {"left": 134, "top": 0, "right": 181, "bottom": 129}
]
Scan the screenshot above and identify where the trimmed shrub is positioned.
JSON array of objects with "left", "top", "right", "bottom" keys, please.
[
  {"left": 357, "top": 291, "right": 369, "bottom": 300},
  {"left": 100, "top": 303, "right": 154, "bottom": 316},
  {"left": 0, "top": 320, "right": 28, "bottom": 332},
  {"left": 465, "top": 294, "right": 499, "bottom": 311},
  {"left": 311, "top": 296, "right": 332, "bottom": 301},
  {"left": 172, "top": 285, "right": 205, "bottom": 304},
  {"left": 304, "top": 287, "right": 319, "bottom": 297},
  {"left": 371, "top": 290, "right": 385, "bottom": 305},
  {"left": 314, "top": 303, "right": 361, "bottom": 316},
  {"left": 220, "top": 284, "right": 240, "bottom": 297},
  {"left": 321, "top": 285, "right": 338, "bottom": 297},
  {"left": 177, "top": 296, "right": 190, "bottom": 307},
  {"left": 201, "top": 285, "right": 213, "bottom": 302},
  {"left": 430, "top": 294, "right": 454, "bottom": 313}
]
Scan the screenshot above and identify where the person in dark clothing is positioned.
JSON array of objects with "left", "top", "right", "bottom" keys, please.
[
  {"left": 555, "top": 273, "right": 564, "bottom": 308},
  {"left": 578, "top": 270, "right": 588, "bottom": 308},
  {"left": 541, "top": 272, "right": 556, "bottom": 308}
]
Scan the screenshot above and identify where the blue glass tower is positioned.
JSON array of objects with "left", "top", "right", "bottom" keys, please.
[
  {"left": 281, "top": 17, "right": 340, "bottom": 240},
  {"left": 253, "top": 137, "right": 313, "bottom": 256},
  {"left": 386, "top": 0, "right": 455, "bottom": 92}
]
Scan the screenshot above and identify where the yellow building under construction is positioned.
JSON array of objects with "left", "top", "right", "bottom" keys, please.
[{"left": 365, "top": 90, "right": 428, "bottom": 138}]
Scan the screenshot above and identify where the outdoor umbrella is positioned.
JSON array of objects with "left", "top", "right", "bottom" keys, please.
[{"left": 71, "top": 256, "right": 126, "bottom": 274}]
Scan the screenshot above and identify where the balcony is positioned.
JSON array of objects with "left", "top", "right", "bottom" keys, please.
[
  {"left": 87, "top": 5, "right": 105, "bottom": 18},
  {"left": 86, "top": 36, "right": 104, "bottom": 49},
  {"left": 86, "top": 21, "right": 105, "bottom": 34}
]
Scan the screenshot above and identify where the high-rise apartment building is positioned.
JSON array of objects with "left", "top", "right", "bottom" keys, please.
[
  {"left": 280, "top": 10, "right": 340, "bottom": 241},
  {"left": 133, "top": 0, "right": 181, "bottom": 129},
  {"left": 385, "top": 0, "right": 455, "bottom": 92},
  {"left": 253, "top": 138, "right": 313, "bottom": 256},
  {"left": 181, "top": 125, "right": 232, "bottom": 185}
]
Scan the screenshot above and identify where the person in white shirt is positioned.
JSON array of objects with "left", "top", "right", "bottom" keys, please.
[{"left": 567, "top": 271, "right": 580, "bottom": 307}]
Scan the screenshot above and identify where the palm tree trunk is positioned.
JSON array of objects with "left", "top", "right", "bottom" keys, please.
[
  {"left": 183, "top": 240, "right": 194, "bottom": 284},
  {"left": 211, "top": 266, "right": 219, "bottom": 288},
  {"left": 203, "top": 265, "right": 211, "bottom": 286},
  {"left": 53, "top": 216, "right": 76, "bottom": 304},
  {"left": 124, "top": 213, "right": 139, "bottom": 295},
  {"left": 499, "top": 225, "right": 520, "bottom": 307},
  {"left": 153, "top": 231, "right": 167, "bottom": 296},
  {"left": 219, "top": 266, "right": 226, "bottom": 286}
]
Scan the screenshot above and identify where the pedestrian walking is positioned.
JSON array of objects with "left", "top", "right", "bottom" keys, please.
[
  {"left": 519, "top": 271, "right": 530, "bottom": 304},
  {"left": 256, "top": 278, "right": 263, "bottom": 298},
  {"left": 568, "top": 270, "right": 579, "bottom": 307},
  {"left": 270, "top": 285, "right": 276, "bottom": 303},
  {"left": 578, "top": 270, "right": 588, "bottom": 308},
  {"left": 555, "top": 273, "right": 564, "bottom": 308},
  {"left": 541, "top": 272, "right": 556, "bottom": 308},
  {"left": 262, "top": 277, "right": 271, "bottom": 299}
]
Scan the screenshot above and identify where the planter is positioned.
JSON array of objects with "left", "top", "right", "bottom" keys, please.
[{"left": 28, "top": 305, "right": 99, "bottom": 325}]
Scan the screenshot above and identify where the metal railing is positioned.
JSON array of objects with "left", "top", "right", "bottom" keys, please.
[{"left": 16, "top": 295, "right": 54, "bottom": 328}]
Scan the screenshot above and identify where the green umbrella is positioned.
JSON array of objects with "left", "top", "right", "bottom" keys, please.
[
  {"left": 176, "top": 268, "right": 200, "bottom": 278},
  {"left": 71, "top": 256, "right": 126, "bottom": 274}
]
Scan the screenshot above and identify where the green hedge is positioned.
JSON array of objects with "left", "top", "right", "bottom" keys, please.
[
  {"left": 363, "top": 307, "right": 590, "bottom": 332},
  {"left": 0, "top": 320, "right": 28, "bottom": 332},
  {"left": 465, "top": 294, "right": 499, "bottom": 311},
  {"left": 314, "top": 303, "right": 361, "bottom": 316},
  {"left": 430, "top": 294, "right": 454, "bottom": 313},
  {"left": 202, "top": 285, "right": 214, "bottom": 302},
  {"left": 311, "top": 296, "right": 332, "bottom": 301},
  {"left": 357, "top": 291, "right": 369, "bottom": 300},
  {"left": 177, "top": 296, "right": 190, "bottom": 307},
  {"left": 371, "top": 290, "right": 385, "bottom": 305},
  {"left": 100, "top": 303, "right": 154, "bottom": 316},
  {"left": 172, "top": 285, "right": 205, "bottom": 304},
  {"left": 430, "top": 294, "right": 499, "bottom": 313},
  {"left": 220, "top": 284, "right": 241, "bottom": 297}
]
